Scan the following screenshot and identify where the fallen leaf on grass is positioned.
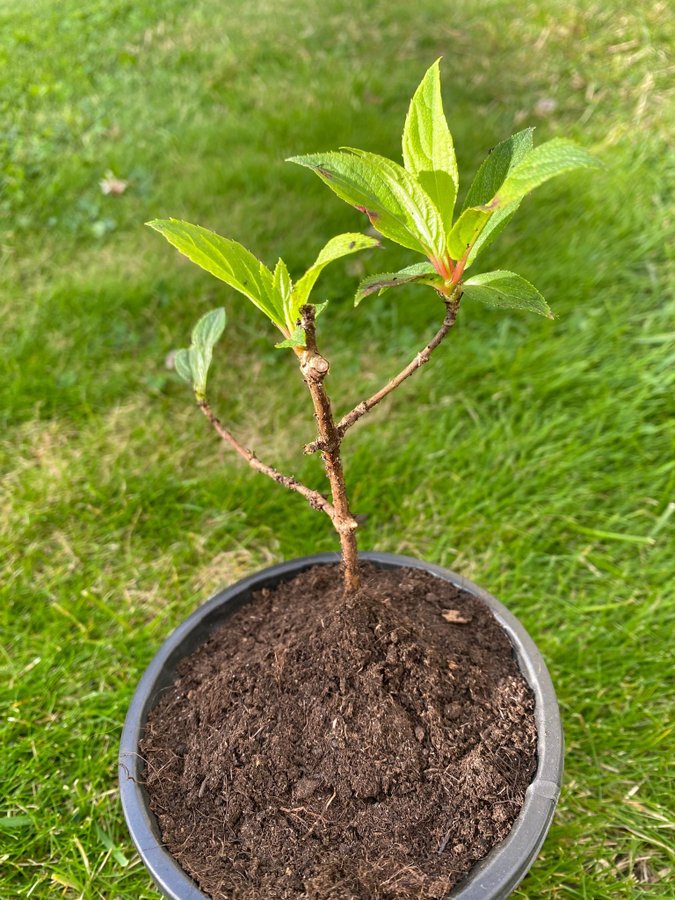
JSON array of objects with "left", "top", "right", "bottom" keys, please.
[
  {"left": 534, "top": 97, "right": 557, "bottom": 116},
  {"left": 100, "top": 172, "right": 128, "bottom": 195}
]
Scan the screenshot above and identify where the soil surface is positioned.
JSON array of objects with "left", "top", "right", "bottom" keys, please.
[{"left": 141, "top": 564, "right": 537, "bottom": 899}]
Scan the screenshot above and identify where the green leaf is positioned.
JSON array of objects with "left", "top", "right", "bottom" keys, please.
[
  {"left": 355, "top": 262, "right": 441, "bottom": 306},
  {"left": 273, "top": 258, "right": 294, "bottom": 329},
  {"left": 173, "top": 348, "right": 193, "bottom": 384},
  {"left": 495, "top": 138, "right": 601, "bottom": 207},
  {"left": 290, "top": 232, "right": 378, "bottom": 326},
  {"left": 453, "top": 133, "right": 598, "bottom": 267},
  {"left": 275, "top": 325, "right": 306, "bottom": 349},
  {"left": 344, "top": 149, "right": 447, "bottom": 258},
  {"left": 402, "top": 59, "right": 458, "bottom": 235},
  {"left": 446, "top": 207, "right": 491, "bottom": 260},
  {"left": 466, "top": 198, "right": 521, "bottom": 267},
  {"left": 452, "top": 129, "right": 534, "bottom": 266},
  {"left": 147, "top": 219, "right": 285, "bottom": 330},
  {"left": 173, "top": 308, "right": 227, "bottom": 398},
  {"left": 463, "top": 130, "right": 534, "bottom": 265},
  {"left": 192, "top": 307, "right": 226, "bottom": 353},
  {"left": 189, "top": 347, "right": 208, "bottom": 398},
  {"left": 462, "top": 128, "right": 534, "bottom": 211},
  {"left": 462, "top": 270, "right": 553, "bottom": 317},
  {"left": 273, "top": 258, "right": 292, "bottom": 305},
  {"left": 273, "top": 302, "right": 328, "bottom": 349},
  {"left": 190, "top": 308, "right": 226, "bottom": 396},
  {"left": 287, "top": 151, "right": 445, "bottom": 257}
]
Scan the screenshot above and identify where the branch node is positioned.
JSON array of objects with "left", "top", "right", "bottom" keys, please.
[{"left": 301, "top": 353, "right": 330, "bottom": 382}]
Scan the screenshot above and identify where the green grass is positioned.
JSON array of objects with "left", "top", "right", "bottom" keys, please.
[{"left": 1, "top": 0, "right": 673, "bottom": 896}]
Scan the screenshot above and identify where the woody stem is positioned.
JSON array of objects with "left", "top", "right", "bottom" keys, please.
[{"left": 299, "top": 305, "right": 360, "bottom": 594}]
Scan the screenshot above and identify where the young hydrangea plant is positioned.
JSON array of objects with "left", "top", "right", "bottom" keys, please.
[{"left": 149, "top": 59, "right": 600, "bottom": 594}]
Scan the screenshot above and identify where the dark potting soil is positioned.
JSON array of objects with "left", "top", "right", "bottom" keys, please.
[{"left": 141, "top": 564, "right": 537, "bottom": 899}]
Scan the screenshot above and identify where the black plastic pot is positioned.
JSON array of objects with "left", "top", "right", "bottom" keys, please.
[{"left": 119, "top": 552, "right": 563, "bottom": 900}]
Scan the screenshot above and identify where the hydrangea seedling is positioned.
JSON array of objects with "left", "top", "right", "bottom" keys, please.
[{"left": 149, "top": 60, "right": 600, "bottom": 594}]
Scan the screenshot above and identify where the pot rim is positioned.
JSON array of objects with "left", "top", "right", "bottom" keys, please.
[{"left": 119, "top": 551, "right": 563, "bottom": 900}]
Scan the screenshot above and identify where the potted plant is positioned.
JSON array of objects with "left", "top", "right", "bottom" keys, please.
[{"left": 119, "top": 60, "right": 599, "bottom": 899}]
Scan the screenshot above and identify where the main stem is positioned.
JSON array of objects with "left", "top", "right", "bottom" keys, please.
[{"left": 299, "top": 305, "right": 360, "bottom": 594}]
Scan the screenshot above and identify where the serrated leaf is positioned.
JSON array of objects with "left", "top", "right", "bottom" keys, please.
[
  {"left": 173, "top": 348, "right": 193, "bottom": 384},
  {"left": 174, "top": 308, "right": 227, "bottom": 398},
  {"left": 454, "top": 133, "right": 598, "bottom": 267},
  {"left": 462, "top": 128, "right": 534, "bottom": 211},
  {"left": 147, "top": 219, "right": 285, "bottom": 330},
  {"left": 287, "top": 151, "right": 444, "bottom": 258},
  {"left": 191, "top": 309, "right": 225, "bottom": 397},
  {"left": 462, "top": 270, "right": 553, "bottom": 317},
  {"left": 290, "top": 232, "right": 378, "bottom": 326},
  {"left": 463, "top": 130, "right": 534, "bottom": 265},
  {"left": 273, "top": 257, "right": 292, "bottom": 307},
  {"left": 402, "top": 59, "right": 458, "bottom": 235},
  {"left": 494, "top": 138, "right": 601, "bottom": 207},
  {"left": 452, "top": 129, "right": 535, "bottom": 266},
  {"left": 343, "top": 149, "right": 446, "bottom": 258},
  {"left": 274, "top": 258, "right": 294, "bottom": 330},
  {"left": 447, "top": 207, "right": 492, "bottom": 260},
  {"left": 466, "top": 198, "right": 521, "bottom": 267},
  {"left": 192, "top": 307, "right": 226, "bottom": 353},
  {"left": 355, "top": 262, "right": 441, "bottom": 305},
  {"left": 275, "top": 325, "right": 306, "bottom": 349},
  {"left": 189, "top": 346, "right": 208, "bottom": 398}
]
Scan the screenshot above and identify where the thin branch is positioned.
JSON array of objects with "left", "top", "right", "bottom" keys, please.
[
  {"left": 304, "top": 292, "right": 461, "bottom": 454},
  {"left": 197, "top": 399, "right": 337, "bottom": 519}
]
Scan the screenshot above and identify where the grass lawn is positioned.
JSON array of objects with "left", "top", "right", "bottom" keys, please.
[{"left": 1, "top": 0, "right": 673, "bottom": 896}]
